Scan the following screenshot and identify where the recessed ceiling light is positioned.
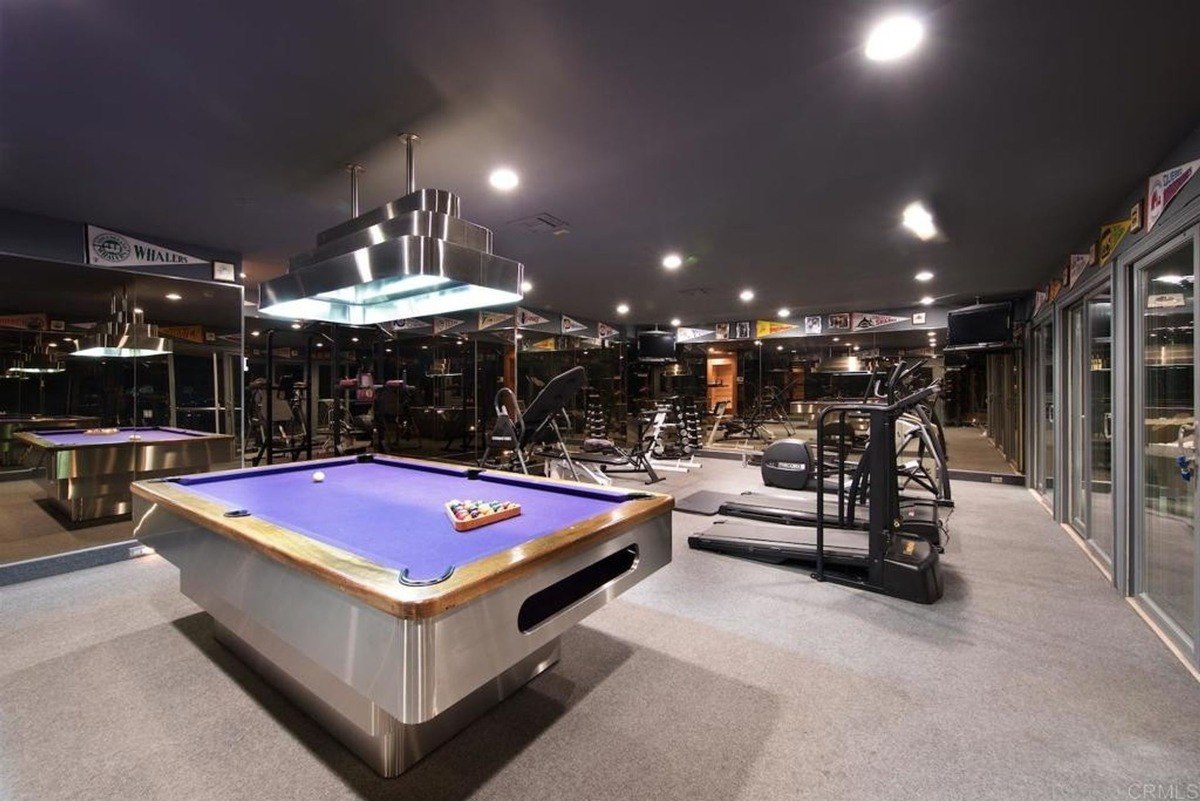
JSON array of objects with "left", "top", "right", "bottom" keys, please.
[
  {"left": 920, "top": 296, "right": 935, "bottom": 306},
  {"left": 133, "top": 307, "right": 144, "bottom": 314},
  {"left": 385, "top": 348, "right": 392, "bottom": 353},
  {"left": 915, "top": 270, "right": 934, "bottom": 282},
  {"left": 291, "top": 323, "right": 302, "bottom": 329},
  {"left": 670, "top": 318, "right": 681, "bottom": 327},
  {"left": 47, "top": 342, "right": 57, "bottom": 348},
  {"left": 776, "top": 345, "right": 783, "bottom": 351},
  {"left": 165, "top": 293, "right": 182, "bottom": 301},
  {"left": 739, "top": 289, "right": 755, "bottom": 302},
  {"left": 832, "top": 336, "right": 840, "bottom": 342},
  {"left": 616, "top": 303, "right": 630, "bottom": 315},
  {"left": 902, "top": 202, "right": 937, "bottom": 241},
  {"left": 489, "top": 167, "right": 519, "bottom": 191},
  {"left": 520, "top": 280, "right": 533, "bottom": 293},
  {"left": 351, "top": 337, "right": 359, "bottom": 342},
  {"left": 251, "top": 330, "right": 260, "bottom": 337},
  {"left": 239, "top": 271, "right": 247, "bottom": 279},
  {"left": 662, "top": 253, "right": 683, "bottom": 270},
  {"left": 777, "top": 308, "right": 790, "bottom": 318},
  {"left": 316, "top": 342, "right": 324, "bottom": 348},
  {"left": 865, "top": 15, "right": 925, "bottom": 62},
  {"left": 853, "top": 345, "right": 861, "bottom": 352}
]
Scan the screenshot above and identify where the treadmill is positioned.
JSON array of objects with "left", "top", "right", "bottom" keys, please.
[{"left": 688, "top": 385, "right": 945, "bottom": 604}]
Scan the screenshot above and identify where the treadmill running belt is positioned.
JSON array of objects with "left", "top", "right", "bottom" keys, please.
[{"left": 687, "top": 521, "right": 869, "bottom": 566}]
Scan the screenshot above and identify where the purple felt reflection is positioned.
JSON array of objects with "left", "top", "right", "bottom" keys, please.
[
  {"left": 176, "top": 459, "right": 634, "bottom": 582},
  {"left": 31, "top": 427, "right": 207, "bottom": 446}
]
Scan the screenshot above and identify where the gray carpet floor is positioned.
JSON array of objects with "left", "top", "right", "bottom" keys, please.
[{"left": 1, "top": 458, "right": 1198, "bottom": 800}]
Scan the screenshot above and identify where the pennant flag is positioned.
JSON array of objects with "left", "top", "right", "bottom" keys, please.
[
  {"left": 392, "top": 318, "right": 431, "bottom": 331},
  {"left": 1097, "top": 219, "right": 1131, "bottom": 264},
  {"left": 851, "top": 313, "right": 906, "bottom": 330},
  {"left": 597, "top": 321, "right": 620, "bottom": 339},
  {"left": 157, "top": 325, "right": 205, "bottom": 344},
  {"left": 1068, "top": 253, "right": 1092, "bottom": 285},
  {"left": 1147, "top": 159, "right": 1200, "bottom": 233},
  {"left": 1046, "top": 279, "right": 1063, "bottom": 303},
  {"left": 478, "top": 310, "right": 513, "bottom": 330},
  {"left": 675, "top": 326, "right": 713, "bottom": 343},
  {"left": 86, "top": 225, "right": 206, "bottom": 267},
  {"left": 756, "top": 320, "right": 798, "bottom": 338},
  {"left": 433, "top": 316, "right": 464, "bottom": 335},
  {"left": 527, "top": 336, "right": 558, "bottom": 351},
  {"left": 1033, "top": 287, "right": 1047, "bottom": 315},
  {"left": 0, "top": 313, "right": 48, "bottom": 331},
  {"left": 561, "top": 314, "right": 587, "bottom": 334},
  {"left": 516, "top": 307, "right": 550, "bottom": 327}
]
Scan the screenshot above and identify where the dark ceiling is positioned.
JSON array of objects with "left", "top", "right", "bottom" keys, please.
[{"left": 2, "top": 1, "right": 1200, "bottom": 324}]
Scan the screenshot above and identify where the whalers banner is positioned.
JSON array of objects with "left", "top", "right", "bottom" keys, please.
[{"left": 86, "top": 225, "right": 206, "bottom": 268}]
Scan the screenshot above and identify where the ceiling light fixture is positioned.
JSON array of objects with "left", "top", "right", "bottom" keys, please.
[
  {"left": 165, "top": 293, "right": 182, "bottom": 301},
  {"left": 865, "top": 14, "right": 925, "bottom": 62},
  {"left": 777, "top": 308, "right": 791, "bottom": 318},
  {"left": 71, "top": 294, "right": 172, "bottom": 359},
  {"left": 920, "top": 296, "right": 935, "bottom": 306},
  {"left": 915, "top": 270, "right": 934, "bottom": 282},
  {"left": 902, "top": 202, "right": 938, "bottom": 241},
  {"left": 662, "top": 253, "right": 683, "bottom": 270},
  {"left": 521, "top": 280, "right": 533, "bottom": 293},
  {"left": 251, "top": 330, "right": 260, "bottom": 337},
  {"left": 670, "top": 318, "right": 681, "bottom": 327},
  {"left": 488, "top": 167, "right": 520, "bottom": 192},
  {"left": 260, "top": 134, "right": 523, "bottom": 325},
  {"left": 740, "top": 289, "right": 755, "bottom": 302},
  {"left": 616, "top": 303, "right": 630, "bottom": 315},
  {"left": 832, "top": 337, "right": 840, "bottom": 342}
]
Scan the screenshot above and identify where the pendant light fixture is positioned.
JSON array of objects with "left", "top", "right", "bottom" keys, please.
[
  {"left": 258, "top": 133, "right": 525, "bottom": 325},
  {"left": 71, "top": 293, "right": 172, "bottom": 358}
]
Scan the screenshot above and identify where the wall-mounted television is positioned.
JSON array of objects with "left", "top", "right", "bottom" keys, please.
[
  {"left": 945, "top": 301, "right": 1014, "bottom": 352},
  {"left": 637, "top": 330, "right": 677, "bottom": 362}
]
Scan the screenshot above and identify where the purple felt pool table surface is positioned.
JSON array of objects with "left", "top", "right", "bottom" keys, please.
[
  {"left": 171, "top": 457, "right": 646, "bottom": 583},
  {"left": 27, "top": 426, "right": 216, "bottom": 447}
]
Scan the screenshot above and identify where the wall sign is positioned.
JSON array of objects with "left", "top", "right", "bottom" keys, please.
[
  {"left": 212, "top": 261, "right": 236, "bottom": 282},
  {"left": 86, "top": 225, "right": 206, "bottom": 268}
]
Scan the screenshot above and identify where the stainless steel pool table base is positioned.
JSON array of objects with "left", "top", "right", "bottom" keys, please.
[
  {"left": 134, "top": 492, "right": 672, "bottom": 777},
  {"left": 214, "top": 618, "right": 560, "bottom": 777}
]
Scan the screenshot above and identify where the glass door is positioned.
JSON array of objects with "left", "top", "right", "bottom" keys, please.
[
  {"left": 1134, "top": 231, "right": 1197, "bottom": 654},
  {"left": 1066, "top": 285, "right": 1114, "bottom": 563},
  {"left": 1031, "top": 319, "right": 1055, "bottom": 503}
]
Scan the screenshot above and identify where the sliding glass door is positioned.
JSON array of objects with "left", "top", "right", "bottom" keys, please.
[
  {"left": 1066, "top": 284, "right": 1114, "bottom": 563},
  {"left": 1134, "top": 230, "right": 1198, "bottom": 655}
]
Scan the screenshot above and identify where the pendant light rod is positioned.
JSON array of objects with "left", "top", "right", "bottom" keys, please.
[
  {"left": 346, "top": 163, "right": 365, "bottom": 218},
  {"left": 398, "top": 133, "right": 419, "bottom": 194}
]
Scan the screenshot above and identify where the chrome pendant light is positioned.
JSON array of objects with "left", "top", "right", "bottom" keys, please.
[
  {"left": 258, "top": 133, "right": 525, "bottom": 325},
  {"left": 71, "top": 293, "right": 172, "bottom": 358}
]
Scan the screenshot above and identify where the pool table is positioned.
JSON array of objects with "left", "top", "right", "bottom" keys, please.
[
  {"left": 131, "top": 454, "right": 673, "bottom": 777},
  {"left": 18, "top": 426, "right": 235, "bottom": 521},
  {"left": 0, "top": 414, "right": 100, "bottom": 466}
]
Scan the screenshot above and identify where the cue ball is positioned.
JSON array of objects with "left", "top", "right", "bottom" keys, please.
[{"left": 312, "top": 471, "right": 325, "bottom": 483}]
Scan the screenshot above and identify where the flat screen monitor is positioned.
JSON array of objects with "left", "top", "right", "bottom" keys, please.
[
  {"left": 945, "top": 301, "right": 1014, "bottom": 351},
  {"left": 637, "top": 330, "right": 677, "bottom": 362}
]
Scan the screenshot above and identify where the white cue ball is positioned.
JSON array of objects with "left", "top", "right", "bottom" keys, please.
[{"left": 312, "top": 471, "right": 325, "bottom": 483}]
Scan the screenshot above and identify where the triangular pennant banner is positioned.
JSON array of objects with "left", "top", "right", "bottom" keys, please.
[
  {"left": 756, "top": 320, "right": 798, "bottom": 338},
  {"left": 676, "top": 327, "right": 713, "bottom": 343},
  {"left": 561, "top": 314, "right": 587, "bottom": 334},
  {"left": 1097, "top": 220, "right": 1131, "bottom": 265},
  {"left": 1147, "top": 159, "right": 1200, "bottom": 233},
  {"left": 597, "top": 322, "right": 620, "bottom": 339},
  {"left": 851, "top": 313, "right": 906, "bottom": 330},
  {"left": 86, "top": 225, "right": 206, "bottom": 267},
  {"left": 516, "top": 307, "right": 550, "bottom": 327},
  {"left": 392, "top": 318, "right": 431, "bottom": 331},
  {"left": 433, "top": 316, "right": 464, "bottom": 336},
  {"left": 478, "top": 310, "right": 513, "bottom": 331},
  {"left": 1068, "top": 253, "right": 1092, "bottom": 285}
]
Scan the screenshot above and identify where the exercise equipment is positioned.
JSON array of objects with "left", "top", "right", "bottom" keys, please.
[{"left": 688, "top": 383, "right": 945, "bottom": 604}]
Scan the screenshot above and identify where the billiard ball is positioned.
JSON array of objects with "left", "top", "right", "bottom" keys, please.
[{"left": 312, "top": 471, "right": 325, "bottom": 483}]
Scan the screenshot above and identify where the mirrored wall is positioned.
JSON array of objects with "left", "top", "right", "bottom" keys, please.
[{"left": 0, "top": 254, "right": 243, "bottom": 571}]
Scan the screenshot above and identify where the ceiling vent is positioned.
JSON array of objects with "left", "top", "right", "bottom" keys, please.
[{"left": 509, "top": 213, "right": 570, "bottom": 235}]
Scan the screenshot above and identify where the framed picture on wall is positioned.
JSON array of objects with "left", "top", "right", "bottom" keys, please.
[{"left": 212, "top": 261, "right": 236, "bottom": 282}]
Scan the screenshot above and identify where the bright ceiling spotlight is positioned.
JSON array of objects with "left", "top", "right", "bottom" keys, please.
[
  {"left": 520, "top": 280, "right": 533, "bottom": 293},
  {"left": 662, "top": 253, "right": 683, "bottom": 270},
  {"left": 853, "top": 345, "right": 861, "bottom": 352},
  {"left": 776, "top": 345, "right": 784, "bottom": 351},
  {"left": 902, "top": 202, "right": 938, "bottom": 241},
  {"left": 616, "top": 302, "right": 630, "bottom": 315},
  {"left": 915, "top": 270, "right": 934, "bottom": 282},
  {"left": 670, "top": 318, "right": 681, "bottom": 327},
  {"left": 251, "top": 330, "right": 261, "bottom": 337},
  {"left": 489, "top": 167, "right": 519, "bottom": 191},
  {"left": 739, "top": 288, "right": 755, "bottom": 302},
  {"left": 832, "top": 336, "right": 840, "bottom": 342},
  {"left": 291, "top": 322, "right": 302, "bottom": 329},
  {"left": 351, "top": 336, "right": 359, "bottom": 342},
  {"left": 865, "top": 14, "right": 925, "bottom": 62},
  {"left": 777, "top": 308, "right": 791, "bottom": 318},
  {"left": 920, "top": 296, "right": 935, "bottom": 306},
  {"left": 165, "top": 293, "right": 182, "bottom": 301}
]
